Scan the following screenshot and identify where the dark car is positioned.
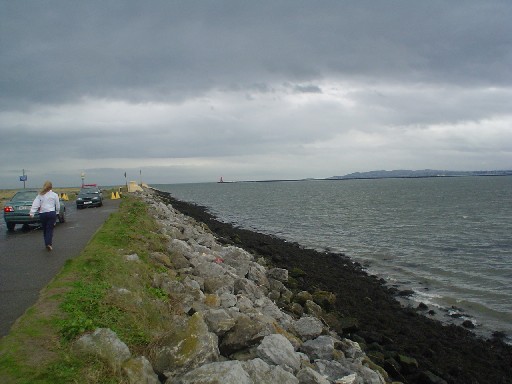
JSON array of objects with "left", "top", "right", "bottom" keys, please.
[
  {"left": 76, "top": 187, "right": 103, "bottom": 209},
  {"left": 3, "top": 190, "right": 66, "bottom": 231}
]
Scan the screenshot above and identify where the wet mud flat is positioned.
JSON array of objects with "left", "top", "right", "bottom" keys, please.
[{"left": 154, "top": 190, "right": 512, "bottom": 384}]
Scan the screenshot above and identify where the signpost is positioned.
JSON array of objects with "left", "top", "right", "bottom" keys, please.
[
  {"left": 81, "top": 172, "right": 85, "bottom": 187},
  {"left": 19, "top": 169, "right": 27, "bottom": 189}
]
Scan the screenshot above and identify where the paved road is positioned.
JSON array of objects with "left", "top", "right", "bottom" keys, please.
[{"left": 0, "top": 198, "right": 121, "bottom": 337}]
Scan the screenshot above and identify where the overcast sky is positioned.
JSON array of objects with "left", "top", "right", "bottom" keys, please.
[{"left": 1, "top": 1, "right": 511, "bottom": 188}]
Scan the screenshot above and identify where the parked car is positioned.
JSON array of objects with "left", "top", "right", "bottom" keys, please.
[
  {"left": 76, "top": 186, "right": 103, "bottom": 209},
  {"left": 3, "top": 189, "right": 66, "bottom": 231}
]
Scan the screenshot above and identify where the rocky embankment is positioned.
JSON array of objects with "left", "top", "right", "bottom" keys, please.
[
  {"left": 72, "top": 189, "right": 512, "bottom": 384},
  {"left": 73, "top": 190, "right": 394, "bottom": 383}
]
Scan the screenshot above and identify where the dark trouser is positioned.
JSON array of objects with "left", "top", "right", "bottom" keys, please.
[{"left": 39, "top": 211, "right": 57, "bottom": 247}]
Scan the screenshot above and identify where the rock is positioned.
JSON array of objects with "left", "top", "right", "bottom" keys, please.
[
  {"left": 247, "top": 264, "right": 270, "bottom": 289},
  {"left": 122, "top": 356, "right": 160, "bottom": 384},
  {"left": 174, "top": 360, "right": 252, "bottom": 384},
  {"left": 73, "top": 328, "right": 131, "bottom": 370},
  {"left": 183, "top": 276, "right": 201, "bottom": 290},
  {"left": 316, "top": 359, "right": 385, "bottom": 384},
  {"left": 168, "top": 239, "right": 193, "bottom": 257},
  {"left": 125, "top": 253, "right": 140, "bottom": 262},
  {"left": 255, "top": 296, "right": 294, "bottom": 328},
  {"left": 304, "top": 300, "right": 323, "bottom": 318},
  {"left": 267, "top": 267, "right": 289, "bottom": 282},
  {"left": 242, "top": 358, "right": 299, "bottom": 383},
  {"left": 220, "top": 245, "right": 254, "bottom": 262},
  {"left": 219, "top": 313, "right": 274, "bottom": 355},
  {"left": 203, "top": 293, "right": 221, "bottom": 308},
  {"left": 280, "top": 289, "right": 294, "bottom": 304},
  {"left": 462, "top": 319, "right": 475, "bottom": 329},
  {"left": 339, "top": 339, "right": 364, "bottom": 360},
  {"left": 194, "top": 261, "right": 228, "bottom": 278},
  {"left": 256, "top": 334, "right": 302, "bottom": 373},
  {"left": 290, "top": 302, "right": 305, "bottom": 316},
  {"left": 219, "top": 292, "right": 237, "bottom": 308},
  {"left": 398, "top": 354, "right": 419, "bottom": 374},
  {"left": 223, "top": 258, "right": 251, "bottom": 278},
  {"left": 150, "top": 313, "right": 219, "bottom": 377},
  {"left": 236, "top": 295, "right": 254, "bottom": 312},
  {"left": 229, "top": 346, "right": 259, "bottom": 361},
  {"left": 334, "top": 373, "right": 357, "bottom": 384},
  {"left": 269, "top": 278, "right": 286, "bottom": 293},
  {"left": 159, "top": 277, "right": 185, "bottom": 294},
  {"left": 171, "top": 253, "right": 191, "bottom": 269},
  {"left": 203, "top": 308, "right": 236, "bottom": 336},
  {"left": 293, "top": 316, "right": 324, "bottom": 340},
  {"left": 203, "top": 276, "right": 235, "bottom": 295},
  {"left": 398, "top": 289, "right": 415, "bottom": 297},
  {"left": 268, "top": 290, "right": 281, "bottom": 301},
  {"left": 295, "top": 291, "right": 314, "bottom": 305},
  {"left": 312, "top": 290, "right": 336, "bottom": 310},
  {"left": 234, "top": 278, "right": 265, "bottom": 301},
  {"left": 296, "top": 366, "right": 331, "bottom": 384},
  {"left": 300, "top": 335, "right": 336, "bottom": 361},
  {"left": 314, "top": 360, "right": 353, "bottom": 382},
  {"left": 383, "top": 357, "right": 401, "bottom": 377}
]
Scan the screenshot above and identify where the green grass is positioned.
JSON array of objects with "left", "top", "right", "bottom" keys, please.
[{"left": 0, "top": 195, "right": 176, "bottom": 383}]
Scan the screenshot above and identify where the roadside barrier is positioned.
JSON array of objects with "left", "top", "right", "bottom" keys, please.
[{"left": 111, "top": 191, "right": 122, "bottom": 200}]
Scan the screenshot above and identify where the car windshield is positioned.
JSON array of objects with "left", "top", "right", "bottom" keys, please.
[
  {"left": 80, "top": 188, "right": 100, "bottom": 195},
  {"left": 12, "top": 191, "right": 38, "bottom": 201}
]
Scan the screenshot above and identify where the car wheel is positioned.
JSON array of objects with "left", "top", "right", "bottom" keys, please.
[{"left": 6, "top": 222, "right": 15, "bottom": 231}]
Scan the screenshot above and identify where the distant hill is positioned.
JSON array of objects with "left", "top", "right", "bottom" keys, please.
[{"left": 327, "top": 169, "right": 512, "bottom": 180}]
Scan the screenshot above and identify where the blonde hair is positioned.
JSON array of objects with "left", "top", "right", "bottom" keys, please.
[{"left": 40, "top": 181, "right": 53, "bottom": 195}]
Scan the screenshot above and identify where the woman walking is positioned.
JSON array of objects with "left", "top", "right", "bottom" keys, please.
[{"left": 30, "top": 181, "right": 60, "bottom": 251}]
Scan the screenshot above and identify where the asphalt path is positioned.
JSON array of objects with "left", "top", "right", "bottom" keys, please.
[{"left": 0, "top": 198, "right": 121, "bottom": 337}]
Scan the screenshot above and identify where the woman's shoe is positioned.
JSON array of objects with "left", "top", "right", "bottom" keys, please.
[{"left": 46, "top": 245, "right": 53, "bottom": 251}]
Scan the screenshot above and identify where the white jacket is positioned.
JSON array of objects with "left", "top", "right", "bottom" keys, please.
[{"left": 30, "top": 190, "right": 60, "bottom": 215}]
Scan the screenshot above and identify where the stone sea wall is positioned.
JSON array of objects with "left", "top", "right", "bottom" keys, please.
[{"left": 73, "top": 189, "right": 397, "bottom": 384}]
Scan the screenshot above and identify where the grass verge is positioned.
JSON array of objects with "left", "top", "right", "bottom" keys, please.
[{"left": 0, "top": 195, "right": 175, "bottom": 383}]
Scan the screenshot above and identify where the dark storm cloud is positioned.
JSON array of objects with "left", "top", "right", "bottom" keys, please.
[{"left": 1, "top": 1, "right": 511, "bottom": 109}]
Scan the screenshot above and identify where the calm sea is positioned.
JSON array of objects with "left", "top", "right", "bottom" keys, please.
[{"left": 153, "top": 176, "right": 512, "bottom": 341}]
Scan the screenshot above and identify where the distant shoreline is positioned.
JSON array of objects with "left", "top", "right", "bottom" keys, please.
[
  {"left": 327, "top": 169, "right": 512, "bottom": 180},
  {"left": 218, "top": 171, "right": 512, "bottom": 184}
]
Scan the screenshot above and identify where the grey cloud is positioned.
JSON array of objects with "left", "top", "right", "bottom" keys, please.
[
  {"left": 1, "top": 1, "right": 512, "bottom": 188},
  {"left": 293, "top": 84, "right": 322, "bottom": 94},
  {"left": 2, "top": 1, "right": 511, "bottom": 109}
]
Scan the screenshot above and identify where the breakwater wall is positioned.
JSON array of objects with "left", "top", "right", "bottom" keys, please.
[
  {"left": 73, "top": 189, "right": 512, "bottom": 383},
  {"left": 75, "top": 189, "right": 392, "bottom": 383},
  {"left": 150, "top": 188, "right": 512, "bottom": 384}
]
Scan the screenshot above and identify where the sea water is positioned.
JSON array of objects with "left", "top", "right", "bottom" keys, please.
[{"left": 153, "top": 176, "right": 512, "bottom": 341}]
